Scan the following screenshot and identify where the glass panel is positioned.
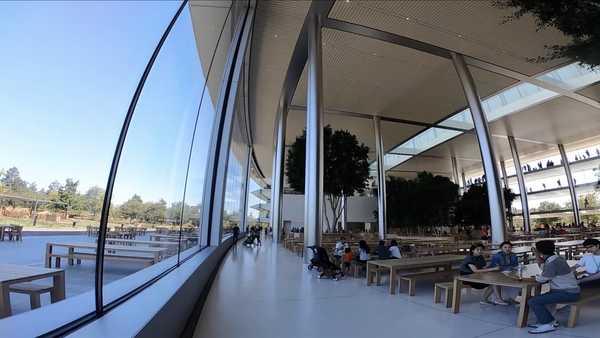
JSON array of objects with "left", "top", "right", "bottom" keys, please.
[
  {"left": 537, "top": 63, "right": 600, "bottom": 91},
  {"left": 103, "top": 6, "right": 218, "bottom": 304},
  {"left": 0, "top": 1, "right": 178, "bottom": 318},
  {"left": 221, "top": 82, "right": 250, "bottom": 240}
]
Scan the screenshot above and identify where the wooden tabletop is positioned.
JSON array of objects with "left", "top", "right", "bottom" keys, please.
[
  {"left": 0, "top": 263, "right": 63, "bottom": 284},
  {"left": 368, "top": 254, "right": 464, "bottom": 269},
  {"left": 47, "top": 242, "right": 167, "bottom": 253},
  {"left": 104, "top": 238, "right": 180, "bottom": 247},
  {"left": 457, "top": 260, "right": 577, "bottom": 287}
]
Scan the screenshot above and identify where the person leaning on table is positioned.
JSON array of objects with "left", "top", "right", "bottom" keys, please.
[
  {"left": 570, "top": 238, "right": 600, "bottom": 286},
  {"left": 527, "top": 240, "right": 580, "bottom": 334}
]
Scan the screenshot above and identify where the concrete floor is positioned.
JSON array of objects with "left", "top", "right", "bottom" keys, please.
[
  {"left": 0, "top": 234, "right": 159, "bottom": 316},
  {"left": 194, "top": 240, "right": 600, "bottom": 338}
]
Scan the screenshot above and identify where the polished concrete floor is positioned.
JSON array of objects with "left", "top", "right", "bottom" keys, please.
[{"left": 194, "top": 239, "right": 600, "bottom": 338}]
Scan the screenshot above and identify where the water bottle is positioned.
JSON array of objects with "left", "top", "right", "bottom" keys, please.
[{"left": 517, "top": 262, "right": 524, "bottom": 280}]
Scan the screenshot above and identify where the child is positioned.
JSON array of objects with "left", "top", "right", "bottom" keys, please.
[{"left": 342, "top": 247, "right": 353, "bottom": 274}]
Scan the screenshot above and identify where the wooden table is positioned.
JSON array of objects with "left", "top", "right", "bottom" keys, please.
[
  {"left": 0, "top": 263, "right": 65, "bottom": 318},
  {"left": 0, "top": 225, "right": 14, "bottom": 241},
  {"left": 104, "top": 238, "right": 181, "bottom": 253},
  {"left": 366, "top": 255, "right": 464, "bottom": 294},
  {"left": 452, "top": 261, "right": 577, "bottom": 328},
  {"left": 45, "top": 242, "right": 168, "bottom": 268}
]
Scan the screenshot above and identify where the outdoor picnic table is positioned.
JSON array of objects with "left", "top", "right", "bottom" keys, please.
[
  {"left": 554, "top": 238, "right": 600, "bottom": 259},
  {"left": 366, "top": 254, "right": 464, "bottom": 294},
  {"left": 452, "top": 260, "right": 577, "bottom": 328},
  {"left": 0, "top": 263, "right": 65, "bottom": 318},
  {"left": 103, "top": 238, "right": 182, "bottom": 253},
  {"left": 0, "top": 225, "right": 10, "bottom": 241},
  {"left": 45, "top": 242, "right": 168, "bottom": 268}
]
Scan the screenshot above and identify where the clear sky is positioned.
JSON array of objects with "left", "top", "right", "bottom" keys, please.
[{"left": 0, "top": 1, "right": 212, "bottom": 204}]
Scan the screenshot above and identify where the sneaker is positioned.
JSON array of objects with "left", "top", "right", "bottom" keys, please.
[
  {"left": 528, "top": 321, "right": 559, "bottom": 329},
  {"left": 493, "top": 299, "right": 510, "bottom": 306},
  {"left": 528, "top": 323, "right": 556, "bottom": 334},
  {"left": 479, "top": 299, "right": 493, "bottom": 305}
]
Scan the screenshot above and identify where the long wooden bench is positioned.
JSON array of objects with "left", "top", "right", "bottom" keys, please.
[
  {"left": 47, "top": 252, "right": 155, "bottom": 268},
  {"left": 399, "top": 269, "right": 457, "bottom": 296},
  {"left": 9, "top": 282, "right": 53, "bottom": 309},
  {"left": 562, "top": 287, "right": 600, "bottom": 327}
]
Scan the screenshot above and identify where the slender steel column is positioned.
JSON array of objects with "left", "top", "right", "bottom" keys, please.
[
  {"left": 373, "top": 116, "right": 387, "bottom": 240},
  {"left": 508, "top": 136, "right": 530, "bottom": 233},
  {"left": 304, "top": 14, "right": 324, "bottom": 255},
  {"left": 240, "top": 145, "right": 252, "bottom": 233},
  {"left": 451, "top": 156, "right": 460, "bottom": 184},
  {"left": 452, "top": 53, "right": 506, "bottom": 244},
  {"left": 341, "top": 194, "right": 347, "bottom": 231},
  {"left": 270, "top": 107, "right": 287, "bottom": 242},
  {"left": 499, "top": 160, "right": 508, "bottom": 190},
  {"left": 558, "top": 144, "right": 581, "bottom": 225},
  {"left": 461, "top": 171, "right": 466, "bottom": 189}
]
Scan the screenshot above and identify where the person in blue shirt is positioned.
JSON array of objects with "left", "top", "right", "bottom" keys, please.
[
  {"left": 490, "top": 241, "right": 519, "bottom": 271},
  {"left": 489, "top": 241, "right": 519, "bottom": 304}
]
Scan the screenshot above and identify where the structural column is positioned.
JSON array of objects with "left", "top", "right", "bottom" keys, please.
[
  {"left": 304, "top": 14, "right": 324, "bottom": 254},
  {"left": 452, "top": 52, "right": 506, "bottom": 244},
  {"left": 341, "top": 194, "right": 347, "bottom": 231},
  {"left": 499, "top": 160, "right": 508, "bottom": 190},
  {"left": 508, "top": 136, "right": 530, "bottom": 233},
  {"left": 461, "top": 172, "right": 467, "bottom": 190},
  {"left": 270, "top": 108, "right": 287, "bottom": 242},
  {"left": 451, "top": 156, "right": 460, "bottom": 185},
  {"left": 558, "top": 144, "right": 581, "bottom": 225},
  {"left": 373, "top": 116, "right": 387, "bottom": 240},
  {"left": 240, "top": 145, "right": 252, "bottom": 233}
]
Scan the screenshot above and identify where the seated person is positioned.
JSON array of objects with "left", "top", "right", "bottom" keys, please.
[
  {"left": 489, "top": 241, "right": 519, "bottom": 303},
  {"left": 334, "top": 237, "right": 348, "bottom": 262},
  {"left": 388, "top": 239, "right": 401, "bottom": 258},
  {"left": 460, "top": 244, "right": 506, "bottom": 305},
  {"left": 528, "top": 240, "right": 580, "bottom": 334},
  {"left": 357, "top": 240, "right": 370, "bottom": 263},
  {"left": 571, "top": 238, "right": 600, "bottom": 285},
  {"left": 376, "top": 240, "right": 389, "bottom": 259}
]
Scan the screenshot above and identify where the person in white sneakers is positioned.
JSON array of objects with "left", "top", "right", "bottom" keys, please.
[{"left": 528, "top": 240, "right": 580, "bottom": 334}]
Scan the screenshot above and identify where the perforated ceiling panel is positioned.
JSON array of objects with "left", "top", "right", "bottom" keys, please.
[{"left": 329, "top": 0, "right": 569, "bottom": 76}]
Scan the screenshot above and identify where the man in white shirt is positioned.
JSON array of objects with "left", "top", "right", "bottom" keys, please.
[{"left": 571, "top": 238, "right": 600, "bottom": 282}]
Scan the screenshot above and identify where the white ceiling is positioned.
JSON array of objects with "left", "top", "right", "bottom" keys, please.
[{"left": 229, "top": 0, "right": 600, "bottom": 184}]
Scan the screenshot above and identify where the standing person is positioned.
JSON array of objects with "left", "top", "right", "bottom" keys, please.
[
  {"left": 254, "top": 226, "right": 262, "bottom": 246},
  {"left": 527, "top": 240, "right": 580, "bottom": 334},
  {"left": 342, "top": 247, "right": 353, "bottom": 275},
  {"left": 334, "top": 237, "right": 348, "bottom": 263},
  {"left": 459, "top": 244, "right": 505, "bottom": 305},
  {"left": 388, "top": 240, "right": 401, "bottom": 258},
  {"left": 232, "top": 225, "right": 240, "bottom": 243}
]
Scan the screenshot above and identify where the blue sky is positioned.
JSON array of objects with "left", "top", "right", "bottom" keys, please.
[{"left": 0, "top": 1, "right": 215, "bottom": 204}]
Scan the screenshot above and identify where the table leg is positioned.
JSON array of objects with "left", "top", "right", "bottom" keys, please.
[
  {"left": 366, "top": 263, "right": 372, "bottom": 285},
  {"left": 45, "top": 243, "right": 53, "bottom": 268},
  {"left": 451, "top": 278, "right": 462, "bottom": 314},
  {"left": 517, "top": 285, "right": 531, "bottom": 328},
  {"left": 0, "top": 284, "right": 12, "bottom": 318},
  {"left": 389, "top": 267, "right": 396, "bottom": 295},
  {"left": 50, "top": 271, "right": 66, "bottom": 303},
  {"left": 375, "top": 267, "right": 381, "bottom": 285},
  {"left": 68, "top": 247, "right": 74, "bottom": 265}
]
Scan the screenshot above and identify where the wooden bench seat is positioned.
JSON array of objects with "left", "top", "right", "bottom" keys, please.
[
  {"left": 47, "top": 252, "right": 155, "bottom": 268},
  {"left": 9, "top": 282, "right": 54, "bottom": 309},
  {"left": 560, "top": 287, "right": 600, "bottom": 327},
  {"left": 434, "top": 281, "right": 471, "bottom": 308},
  {"left": 400, "top": 269, "right": 457, "bottom": 296}
]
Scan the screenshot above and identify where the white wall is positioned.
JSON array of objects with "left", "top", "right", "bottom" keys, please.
[{"left": 281, "top": 194, "right": 377, "bottom": 229}]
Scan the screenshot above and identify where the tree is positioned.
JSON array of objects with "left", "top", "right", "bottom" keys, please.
[
  {"left": 455, "top": 184, "right": 516, "bottom": 226},
  {"left": 84, "top": 186, "right": 105, "bottom": 216},
  {"left": 119, "top": 194, "right": 144, "bottom": 221},
  {"left": 495, "top": 0, "right": 600, "bottom": 68},
  {"left": 1, "top": 167, "right": 27, "bottom": 192},
  {"left": 142, "top": 199, "right": 167, "bottom": 223},
  {"left": 536, "top": 201, "right": 564, "bottom": 212},
  {"left": 285, "top": 126, "right": 370, "bottom": 232}
]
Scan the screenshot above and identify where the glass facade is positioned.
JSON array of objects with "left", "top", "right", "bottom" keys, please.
[{"left": 0, "top": 0, "right": 253, "bottom": 331}]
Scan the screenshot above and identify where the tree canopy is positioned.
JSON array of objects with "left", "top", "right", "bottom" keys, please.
[
  {"left": 285, "top": 125, "right": 370, "bottom": 231},
  {"left": 495, "top": 0, "right": 600, "bottom": 68}
]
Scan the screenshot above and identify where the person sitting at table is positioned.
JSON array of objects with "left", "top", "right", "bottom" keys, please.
[
  {"left": 342, "top": 247, "right": 353, "bottom": 274},
  {"left": 376, "top": 240, "right": 390, "bottom": 259},
  {"left": 388, "top": 240, "right": 401, "bottom": 258},
  {"left": 460, "top": 244, "right": 507, "bottom": 305},
  {"left": 571, "top": 238, "right": 600, "bottom": 286},
  {"left": 357, "top": 240, "right": 370, "bottom": 263},
  {"left": 334, "top": 237, "right": 349, "bottom": 263},
  {"left": 489, "top": 241, "right": 519, "bottom": 303},
  {"left": 528, "top": 240, "right": 580, "bottom": 334}
]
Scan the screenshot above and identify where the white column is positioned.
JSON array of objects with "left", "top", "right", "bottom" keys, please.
[
  {"left": 304, "top": 14, "right": 324, "bottom": 256},
  {"left": 452, "top": 53, "right": 506, "bottom": 245},
  {"left": 270, "top": 108, "right": 287, "bottom": 242},
  {"left": 558, "top": 144, "right": 581, "bottom": 226},
  {"left": 373, "top": 116, "right": 387, "bottom": 240},
  {"left": 508, "top": 136, "right": 530, "bottom": 233}
]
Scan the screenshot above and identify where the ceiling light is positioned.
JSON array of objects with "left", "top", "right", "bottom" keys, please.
[
  {"left": 274, "top": 34, "right": 278, "bottom": 38},
  {"left": 405, "top": 17, "right": 410, "bottom": 21},
  {"left": 372, "top": 53, "right": 377, "bottom": 56},
  {"left": 457, "top": 34, "right": 463, "bottom": 38}
]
